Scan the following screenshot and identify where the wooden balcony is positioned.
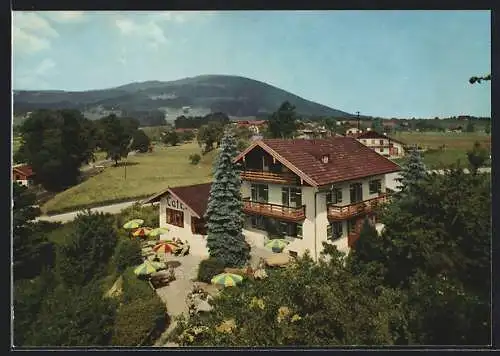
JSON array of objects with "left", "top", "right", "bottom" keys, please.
[
  {"left": 242, "top": 198, "right": 306, "bottom": 222},
  {"left": 240, "top": 169, "right": 299, "bottom": 185},
  {"left": 327, "top": 193, "right": 389, "bottom": 221}
]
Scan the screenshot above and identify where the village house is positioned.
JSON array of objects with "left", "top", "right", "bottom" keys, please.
[
  {"left": 144, "top": 137, "right": 400, "bottom": 260},
  {"left": 354, "top": 129, "right": 406, "bottom": 158},
  {"left": 345, "top": 127, "right": 363, "bottom": 136},
  {"left": 12, "top": 164, "right": 34, "bottom": 187},
  {"left": 233, "top": 120, "right": 268, "bottom": 135}
]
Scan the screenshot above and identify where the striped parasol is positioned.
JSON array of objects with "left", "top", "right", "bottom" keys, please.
[
  {"left": 211, "top": 273, "right": 244, "bottom": 287},
  {"left": 147, "top": 227, "right": 170, "bottom": 238},
  {"left": 132, "top": 227, "right": 152, "bottom": 238},
  {"left": 153, "top": 241, "right": 179, "bottom": 254},
  {"left": 133, "top": 260, "right": 159, "bottom": 276},
  {"left": 265, "top": 239, "right": 289, "bottom": 252},
  {"left": 123, "top": 219, "right": 144, "bottom": 230}
]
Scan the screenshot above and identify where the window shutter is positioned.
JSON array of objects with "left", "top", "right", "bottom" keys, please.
[
  {"left": 296, "top": 224, "right": 303, "bottom": 238},
  {"left": 326, "top": 191, "right": 332, "bottom": 205},
  {"left": 327, "top": 224, "right": 332, "bottom": 240}
]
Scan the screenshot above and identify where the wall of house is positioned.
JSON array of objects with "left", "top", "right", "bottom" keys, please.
[
  {"left": 390, "top": 142, "right": 405, "bottom": 157},
  {"left": 159, "top": 195, "right": 209, "bottom": 258}
]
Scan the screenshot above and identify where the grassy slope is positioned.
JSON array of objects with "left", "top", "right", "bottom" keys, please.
[
  {"left": 42, "top": 142, "right": 215, "bottom": 214},
  {"left": 392, "top": 132, "right": 491, "bottom": 169}
]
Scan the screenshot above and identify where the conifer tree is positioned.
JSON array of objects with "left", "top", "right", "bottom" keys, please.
[
  {"left": 204, "top": 130, "right": 250, "bottom": 267},
  {"left": 395, "top": 148, "right": 427, "bottom": 195}
]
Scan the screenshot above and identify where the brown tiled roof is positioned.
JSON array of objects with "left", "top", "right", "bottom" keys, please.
[
  {"left": 13, "top": 164, "right": 34, "bottom": 177},
  {"left": 235, "top": 137, "right": 401, "bottom": 187},
  {"left": 142, "top": 182, "right": 212, "bottom": 218}
]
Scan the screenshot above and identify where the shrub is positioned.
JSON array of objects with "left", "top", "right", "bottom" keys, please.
[
  {"left": 189, "top": 153, "right": 201, "bottom": 165},
  {"left": 115, "top": 203, "right": 158, "bottom": 229},
  {"left": 197, "top": 257, "right": 226, "bottom": 283},
  {"left": 111, "top": 267, "right": 167, "bottom": 346},
  {"left": 113, "top": 239, "right": 143, "bottom": 273}
]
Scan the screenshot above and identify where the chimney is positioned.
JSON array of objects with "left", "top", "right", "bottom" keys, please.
[{"left": 321, "top": 154, "right": 329, "bottom": 163}]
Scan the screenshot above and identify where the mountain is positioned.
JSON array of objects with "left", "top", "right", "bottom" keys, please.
[{"left": 13, "top": 74, "right": 353, "bottom": 120}]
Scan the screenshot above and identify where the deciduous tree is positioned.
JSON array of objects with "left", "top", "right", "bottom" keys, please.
[
  {"left": 268, "top": 101, "right": 298, "bottom": 139},
  {"left": 15, "top": 109, "right": 95, "bottom": 191},
  {"left": 98, "top": 114, "right": 132, "bottom": 165}
]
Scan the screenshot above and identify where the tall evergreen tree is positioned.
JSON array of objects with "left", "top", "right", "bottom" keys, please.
[
  {"left": 268, "top": 101, "right": 298, "bottom": 139},
  {"left": 204, "top": 130, "right": 250, "bottom": 267},
  {"left": 395, "top": 148, "right": 427, "bottom": 195}
]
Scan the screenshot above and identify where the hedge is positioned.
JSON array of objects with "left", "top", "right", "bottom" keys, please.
[
  {"left": 110, "top": 267, "right": 167, "bottom": 346},
  {"left": 197, "top": 258, "right": 226, "bottom": 283}
]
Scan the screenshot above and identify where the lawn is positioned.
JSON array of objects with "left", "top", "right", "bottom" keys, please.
[
  {"left": 42, "top": 142, "right": 215, "bottom": 214},
  {"left": 392, "top": 132, "right": 491, "bottom": 169}
]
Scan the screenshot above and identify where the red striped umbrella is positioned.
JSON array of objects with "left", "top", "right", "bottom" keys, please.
[
  {"left": 132, "top": 227, "right": 152, "bottom": 238},
  {"left": 153, "top": 241, "right": 179, "bottom": 254}
]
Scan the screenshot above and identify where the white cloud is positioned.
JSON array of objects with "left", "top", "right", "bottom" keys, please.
[
  {"left": 35, "top": 58, "right": 56, "bottom": 76},
  {"left": 115, "top": 17, "right": 167, "bottom": 49},
  {"left": 12, "top": 12, "right": 59, "bottom": 55},
  {"left": 44, "top": 11, "right": 88, "bottom": 23},
  {"left": 14, "top": 58, "right": 57, "bottom": 89}
]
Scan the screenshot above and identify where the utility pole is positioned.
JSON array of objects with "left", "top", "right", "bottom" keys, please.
[{"left": 356, "top": 111, "right": 360, "bottom": 130}]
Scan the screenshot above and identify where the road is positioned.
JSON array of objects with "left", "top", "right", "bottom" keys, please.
[
  {"left": 36, "top": 200, "right": 153, "bottom": 223},
  {"left": 37, "top": 167, "right": 490, "bottom": 224}
]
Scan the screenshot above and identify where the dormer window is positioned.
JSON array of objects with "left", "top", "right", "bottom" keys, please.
[{"left": 321, "top": 155, "right": 329, "bottom": 163}]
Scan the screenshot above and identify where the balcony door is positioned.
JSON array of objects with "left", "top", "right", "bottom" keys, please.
[
  {"left": 349, "top": 183, "right": 363, "bottom": 204},
  {"left": 282, "top": 187, "right": 302, "bottom": 208},
  {"left": 251, "top": 183, "right": 269, "bottom": 203}
]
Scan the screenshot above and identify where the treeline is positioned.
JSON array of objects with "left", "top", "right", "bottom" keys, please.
[
  {"left": 14, "top": 109, "right": 152, "bottom": 192},
  {"left": 174, "top": 112, "right": 231, "bottom": 129}
]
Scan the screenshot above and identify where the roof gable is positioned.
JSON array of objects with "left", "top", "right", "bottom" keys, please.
[
  {"left": 235, "top": 138, "right": 401, "bottom": 187},
  {"left": 142, "top": 182, "right": 212, "bottom": 218}
]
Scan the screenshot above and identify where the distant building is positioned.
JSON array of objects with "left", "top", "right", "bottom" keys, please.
[
  {"left": 345, "top": 127, "right": 363, "bottom": 136},
  {"left": 355, "top": 130, "right": 406, "bottom": 158},
  {"left": 234, "top": 120, "right": 268, "bottom": 135},
  {"left": 13, "top": 164, "right": 34, "bottom": 187}
]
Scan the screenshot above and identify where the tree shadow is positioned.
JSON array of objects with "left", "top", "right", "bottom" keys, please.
[{"left": 166, "top": 260, "right": 182, "bottom": 269}]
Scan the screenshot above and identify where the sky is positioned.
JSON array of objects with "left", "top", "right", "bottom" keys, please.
[{"left": 12, "top": 10, "right": 491, "bottom": 118}]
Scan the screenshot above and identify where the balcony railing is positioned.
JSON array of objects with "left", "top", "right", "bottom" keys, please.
[
  {"left": 240, "top": 169, "right": 299, "bottom": 185},
  {"left": 242, "top": 197, "right": 306, "bottom": 222},
  {"left": 327, "top": 193, "right": 389, "bottom": 221}
]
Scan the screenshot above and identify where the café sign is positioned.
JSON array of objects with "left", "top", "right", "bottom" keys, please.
[{"left": 166, "top": 194, "right": 185, "bottom": 211}]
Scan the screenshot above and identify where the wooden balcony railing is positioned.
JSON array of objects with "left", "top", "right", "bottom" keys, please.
[
  {"left": 240, "top": 169, "right": 299, "bottom": 185},
  {"left": 327, "top": 193, "right": 389, "bottom": 221},
  {"left": 242, "top": 197, "right": 306, "bottom": 222}
]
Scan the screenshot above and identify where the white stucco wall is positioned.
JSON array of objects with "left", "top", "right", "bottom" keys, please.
[{"left": 159, "top": 194, "right": 209, "bottom": 258}]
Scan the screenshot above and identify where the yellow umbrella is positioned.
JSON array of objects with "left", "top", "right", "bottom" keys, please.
[
  {"left": 123, "top": 219, "right": 144, "bottom": 229},
  {"left": 133, "top": 260, "right": 158, "bottom": 276}
]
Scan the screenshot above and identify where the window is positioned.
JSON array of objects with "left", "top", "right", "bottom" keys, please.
[
  {"left": 379, "top": 139, "right": 384, "bottom": 145},
  {"left": 326, "top": 187, "right": 343, "bottom": 205},
  {"left": 289, "top": 250, "right": 298, "bottom": 258},
  {"left": 379, "top": 148, "right": 384, "bottom": 152},
  {"left": 251, "top": 184, "right": 268, "bottom": 203},
  {"left": 282, "top": 187, "right": 302, "bottom": 208},
  {"left": 369, "top": 179, "right": 382, "bottom": 194},
  {"left": 279, "top": 221, "right": 302, "bottom": 239},
  {"left": 349, "top": 183, "right": 363, "bottom": 203},
  {"left": 327, "top": 221, "right": 343, "bottom": 241},
  {"left": 251, "top": 215, "right": 267, "bottom": 229},
  {"left": 166, "top": 208, "right": 184, "bottom": 227}
]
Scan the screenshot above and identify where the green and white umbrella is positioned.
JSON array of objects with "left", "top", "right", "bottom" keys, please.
[
  {"left": 265, "top": 239, "right": 289, "bottom": 251},
  {"left": 133, "top": 260, "right": 159, "bottom": 276},
  {"left": 211, "top": 273, "right": 244, "bottom": 287},
  {"left": 123, "top": 219, "right": 144, "bottom": 230},
  {"left": 147, "top": 227, "right": 170, "bottom": 237}
]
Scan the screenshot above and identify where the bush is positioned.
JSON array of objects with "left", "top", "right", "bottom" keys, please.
[
  {"left": 115, "top": 202, "right": 158, "bottom": 229},
  {"left": 111, "top": 267, "right": 167, "bottom": 346},
  {"left": 197, "top": 258, "right": 226, "bottom": 283},
  {"left": 113, "top": 239, "right": 143, "bottom": 273},
  {"left": 189, "top": 153, "right": 201, "bottom": 165}
]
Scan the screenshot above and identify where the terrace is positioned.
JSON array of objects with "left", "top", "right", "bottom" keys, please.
[{"left": 242, "top": 198, "right": 306, "bottom": 222}]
